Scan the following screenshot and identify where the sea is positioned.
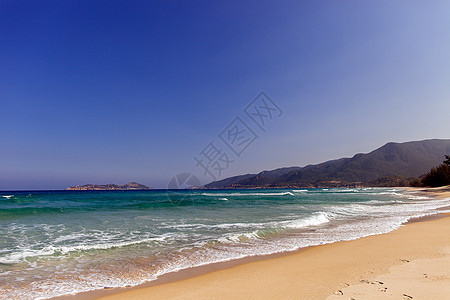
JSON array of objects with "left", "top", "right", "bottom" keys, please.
[{"left": 1, "top": 188, "right": 450, "bottom": 299}]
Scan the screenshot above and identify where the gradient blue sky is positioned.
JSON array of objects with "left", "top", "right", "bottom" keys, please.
[{"left": 1, "top": 0, "right": 450, "bottom": 190}]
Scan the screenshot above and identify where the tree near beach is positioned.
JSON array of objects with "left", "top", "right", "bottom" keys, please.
[{"left": 421, "top": 155, "right": 450, "bottom": 187}]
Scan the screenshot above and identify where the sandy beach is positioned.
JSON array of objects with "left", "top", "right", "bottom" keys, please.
[{"left": 87, "top": 187, "right": 450, "bottom": 300}]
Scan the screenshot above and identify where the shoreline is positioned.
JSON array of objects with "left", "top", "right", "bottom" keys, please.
[
  {"left": 54, "top": 235, "right": 324, "bottom": 300},
  {"left": 52, "top": 186, "right": 450, "bottom": 300}
]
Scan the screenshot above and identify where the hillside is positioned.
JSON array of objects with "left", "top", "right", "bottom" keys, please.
[
  {"left": 205, "top": 167, "right": 301, "bottom": 188},
  {"left": 205, "top": 139, "right": 450, "bottom": 188}
]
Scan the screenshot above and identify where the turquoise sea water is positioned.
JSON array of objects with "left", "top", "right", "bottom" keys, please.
[{"left": 1, "top": 188, "right": 450, "bottom": 299}]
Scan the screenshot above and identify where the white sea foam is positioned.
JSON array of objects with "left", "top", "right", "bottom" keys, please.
[
  {"left": 373, "top": 191, "right": 431, "bottom": 200},
  {"left": 331, "top": 189, "right": 358, "bottom": 192},
  {"left": 163, "top": 221, "right": 267, "bottom": 230},
  {"left": 201, "top": 192, "right": 294, "bottom": 197},
  {"left": 218, "top": 231, "right": 262, "bottom": 243},
  {"left": 376, "top": 191, "right": 406, "bottom": 196},
  {"left": 1, "top": 195, "right": 13, "bottom": 199},
  {"left": 163, "top": 214, "right": 330, "bottom": 231},
  {"left": 281, "top": 212, "right": 330, "bottom": 228},
  {"left": 0, "top": 233, "right": 183, "bottom": 264}
]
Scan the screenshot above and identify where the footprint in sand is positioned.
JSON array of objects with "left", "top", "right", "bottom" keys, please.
[{"left": 359, "top": 279, "right": 370, "bottom": 284}]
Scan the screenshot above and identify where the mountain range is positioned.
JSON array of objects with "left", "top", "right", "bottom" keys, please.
[{"left": 205, "top": 139, "right": 450, "bottom": 188}]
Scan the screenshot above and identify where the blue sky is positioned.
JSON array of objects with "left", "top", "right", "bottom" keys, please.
[{"left": 1, "top": 1, "right": 450, "bottom": 189}]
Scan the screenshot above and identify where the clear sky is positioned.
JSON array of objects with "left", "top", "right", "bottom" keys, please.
[{"left": 1, "top": 0, "right": 450, "bottom": 190}]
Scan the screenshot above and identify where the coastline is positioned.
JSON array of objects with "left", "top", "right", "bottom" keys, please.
[{"left": 55, "top": 186, "right": 450, "bottom": 300}]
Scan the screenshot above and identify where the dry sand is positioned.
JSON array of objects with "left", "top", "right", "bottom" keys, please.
[{"left": 92, "top": 187, "right": 450, "bottom": 300}]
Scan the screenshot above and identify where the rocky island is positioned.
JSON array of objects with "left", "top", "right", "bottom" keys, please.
[{"left": 65, "top": 182, "right": 151, "bottom": 191}]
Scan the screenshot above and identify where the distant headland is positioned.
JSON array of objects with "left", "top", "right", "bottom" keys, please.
[{"left": 65, "top": 182, "right": 151, "bottom": 191}]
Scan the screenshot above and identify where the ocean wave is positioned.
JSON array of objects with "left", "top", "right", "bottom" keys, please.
[
  {"left": 218, "top": 231, "right": 262, "bottom": 243},
  {"left": 163, "top": 221, "right": 267, "bottom": 230},
  {"left": 407, "top": 195, "right": 431, "bottom": 200},
  {"left": 161, "top": 213, "right": 331, "bottom": 246},
  {"left": 213, "top": 213, "right": 331, "bottom": 243},
  {"left": 1, "top": 195, "right": 13, "bottom": 199},
  {"left": 376, "top": 192, "right": 406, "bottom": 196},
  {"left": 374, "top": 191, "right": 431, "bottom": 200},
  {"left": 280, "top": 212, "right": 330, "bottom": 228},
  {"left": 330, "top": 189, "right": 358, "bottom": 193},
  {"left": 363, "top": 199, "right": 404, "bottom": 205},
  {"left": 0, "top": 233, "right": 183, "bottom": 265},
  {"left": 328, "top": 197, "right": 450, "bottom": 218},
  {"left": 201, "top": 192, "right": 294, "bottom": 197}
]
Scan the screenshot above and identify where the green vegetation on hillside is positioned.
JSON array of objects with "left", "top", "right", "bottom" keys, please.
[{"left": 420, "top": 155, "right": 450, "bottom": 187}]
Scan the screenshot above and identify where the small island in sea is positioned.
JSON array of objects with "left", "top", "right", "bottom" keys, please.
[{"left": 65, "top": 182, "right": 152, "bottom": 191}]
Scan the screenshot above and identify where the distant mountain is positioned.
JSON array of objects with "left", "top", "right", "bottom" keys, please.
[
  {"left": 66, "top": 182, "right": 151, "bottom": 191},
  {"left": 205, "top": 139, "right": 450, "bottom": 188},
  {"left": 205, "top": 167, "right": 301, "bottom": 188}
]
